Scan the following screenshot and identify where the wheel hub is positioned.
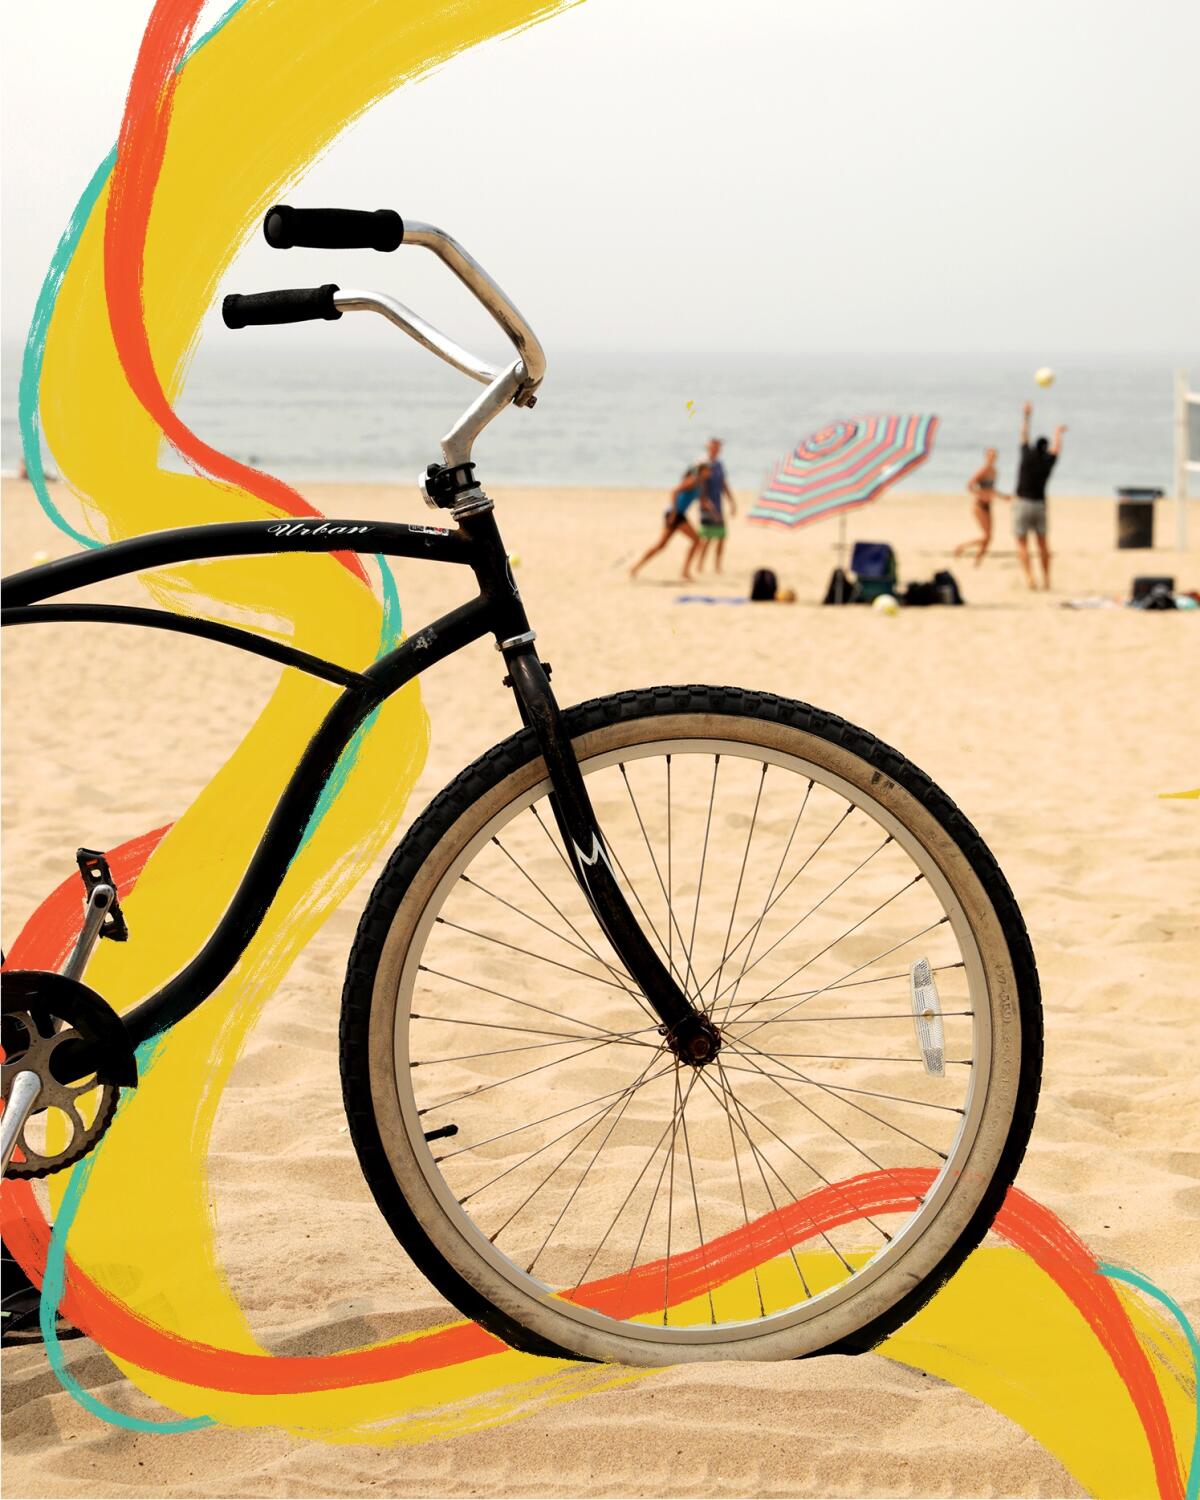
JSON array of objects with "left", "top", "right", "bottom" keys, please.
[{"left": 665, "top": 1013, "right": 723, "bottom": 1067}]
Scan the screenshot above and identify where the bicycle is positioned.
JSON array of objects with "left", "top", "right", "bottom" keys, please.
[{"left": 1, "top": 205, "right": 1042, "bottom": 1366}]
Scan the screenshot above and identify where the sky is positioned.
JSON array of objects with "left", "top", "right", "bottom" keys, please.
[{"left": 2, "top": 0, "right": 1198, "bottom": 363}]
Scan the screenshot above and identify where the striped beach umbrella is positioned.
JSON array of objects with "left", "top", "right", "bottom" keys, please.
[{"left": 750, "top": 414, "right": 938, "bottom": 529}]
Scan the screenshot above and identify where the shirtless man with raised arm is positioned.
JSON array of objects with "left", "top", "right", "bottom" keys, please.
[{"left": 1013, "top": 400, "right": 1066, "bottom": 590}]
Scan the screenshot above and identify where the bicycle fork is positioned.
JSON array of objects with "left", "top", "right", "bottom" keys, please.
[{"left": 500, "top": 644, "right": 719, "bottom": 1066}]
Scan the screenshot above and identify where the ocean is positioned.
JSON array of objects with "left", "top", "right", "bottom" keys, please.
[{"left": 1, "top": 344, "right": 1190, "bottom": 499}]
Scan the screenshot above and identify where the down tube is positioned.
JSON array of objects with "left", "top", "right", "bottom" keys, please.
[{"left": 120, "top": 595, "right": 493, "bottom": 1049}]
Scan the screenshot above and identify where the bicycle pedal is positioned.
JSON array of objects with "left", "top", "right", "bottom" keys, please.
[{"left": 76, "top": 849, "right": 129, "bottom": 942}]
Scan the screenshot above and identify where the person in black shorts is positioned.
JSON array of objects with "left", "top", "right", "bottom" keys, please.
[{"left": 1013, "top": 400, "right": 1066, "bottom": 590}]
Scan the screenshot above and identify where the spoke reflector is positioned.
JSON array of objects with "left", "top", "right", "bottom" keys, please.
[{"left": 910, "top": 958, "right": 946, "bottom": 1076}]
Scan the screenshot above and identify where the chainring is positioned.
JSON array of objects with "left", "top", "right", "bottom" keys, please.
[{"left": 2, "top": 971, "right": 137, "bottom": 1179}]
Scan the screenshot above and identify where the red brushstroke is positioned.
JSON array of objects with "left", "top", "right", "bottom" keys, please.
[
  {"left": 0, "top": 831, "right": 1184, "bottom": 1498},
  {"left": 2, "top": 826, "right": 171, "bottom": 976},
  {"left": 102, "top": 0, "right": 369, "bottom": 585}
]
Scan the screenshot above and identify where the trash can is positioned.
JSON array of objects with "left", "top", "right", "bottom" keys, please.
[{"left": 1116, "top": 487, "right": 1163, "bottom": 549}]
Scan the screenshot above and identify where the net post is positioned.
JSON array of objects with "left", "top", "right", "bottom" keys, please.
[{"left": 1175, "top": 368, "right": 1190, "bottom": 552}]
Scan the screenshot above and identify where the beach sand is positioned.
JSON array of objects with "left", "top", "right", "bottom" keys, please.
[{"left": 2, "top": 478, "right": 1198, "bottom": 1499}]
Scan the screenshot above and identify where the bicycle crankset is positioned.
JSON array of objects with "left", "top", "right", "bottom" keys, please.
[{"left": 1, "top": 971, "right": 137, "bottom": 1179}]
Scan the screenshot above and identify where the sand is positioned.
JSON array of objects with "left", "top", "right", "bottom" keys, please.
[{"left": 2, "top": 478, "right": 1198, "bottom": 1499}]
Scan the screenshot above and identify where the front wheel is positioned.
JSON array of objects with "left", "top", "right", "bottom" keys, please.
[{"left": 340, "top": 687, "right": 1041, "bottom": 1365}]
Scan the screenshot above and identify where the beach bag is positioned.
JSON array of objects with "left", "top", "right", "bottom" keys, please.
[
  {"left": 903, "top": 579, "right": 939, "bottom": 606},
  {"left": 750, "top": 568, "right": 778, "bottom": 602},
  {"left": 822, "top": 568, "right": 858, "bottom": 605},
  {"left": 933, "top": 569, "right": 965, "bottom": 605}
]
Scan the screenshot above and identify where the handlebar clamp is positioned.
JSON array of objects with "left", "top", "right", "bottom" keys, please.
[{"left": 420, "top": 461, "right": 480, "bottom": 511}]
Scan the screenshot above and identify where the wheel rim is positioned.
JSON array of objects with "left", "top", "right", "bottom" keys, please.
[{"left": 381, "top": 724, "right": 1018, "bottom": 1351}]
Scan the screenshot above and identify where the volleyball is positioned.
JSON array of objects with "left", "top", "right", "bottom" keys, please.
[
  {"left": 1035, "top": 367, "right": 1055, "bottom": 388},
  {"left": 872, "top": 593, "right": 900, "bottom": 616}
]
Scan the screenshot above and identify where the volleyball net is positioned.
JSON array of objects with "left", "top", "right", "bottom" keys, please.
[{"left": 1176, "top": 370, "right": 1199, "bottom": 548}]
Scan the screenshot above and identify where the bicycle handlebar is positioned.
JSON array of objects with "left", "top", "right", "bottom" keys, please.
[
  {"left": 223, "top": 206, "right": 548, "bottom": 471},
  {"left": 222, "top": 284, "right": 341, "bottom": 328},
  {"left": 264, "top": 205, "right": 404, "bottom": 253}
]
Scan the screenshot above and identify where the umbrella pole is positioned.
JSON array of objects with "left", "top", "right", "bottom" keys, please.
[{"left": 837, "top": 512, "right": 847, "bottom": 603}]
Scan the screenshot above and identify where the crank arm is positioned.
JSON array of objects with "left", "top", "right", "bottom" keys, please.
[
  {"left": 1, "top": 1071, "right": 42, "bottom": 1176},
  {"left": 62, "top": 882, "right": 118, "bottom": 983}
]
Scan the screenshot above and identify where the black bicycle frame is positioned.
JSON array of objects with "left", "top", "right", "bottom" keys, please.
[{"left": 2, "top": 504, "right": 706, "bottom": 1058}]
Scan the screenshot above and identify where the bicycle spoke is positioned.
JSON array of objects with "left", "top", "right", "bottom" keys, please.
[
  {"left": 691, "top": 801, "right": 858, "bottom": 1004},
  {"left": 755, "top": 961, "right": 965, "bottom": 1007},
  {"left": 714, "top": 1053, "right": 768, "bottom": 1316},
  {"left": 412, "top": 1011, "right": 644, "bottom": 1045},
  {"left": 434, "top": 917, "right": 632, "bottom": 994},
  {"left": 491, "top": 1051, "right": 664, "bottom": 1246},
  {"left": 663, "top": 1065, "right": 682, "bottom": 1322},
  {"left": 496, "top": 825, "right": 659, "bottom": 1028},
  {"left": 677, "top": 1072, "right": 717, "bottom": 1323},
  {"left": 712, "top": 776, "right": 813, "bottom": 1027},
  {"left": 706, "top": 837, "right": 899, "bottom": 1018},
  {"left": 687, "top": 756, "right": 720, "bottom": 966},
  {"left": 594, "top": 807, "right": 691, "bottom": 992},
  {"left": 703, "top": 1060, "right": 891, "bottom": 1255},
  {"left": 706, "top": 1058, "right": 847, "bottom": 1287},
  {"left": 495, "top": 828, "right": 634, "bottom": 988},
  {"left": 724, "top": 1035, "right": 949, "bottom": 1161},
  {"left": 575, "top": 1077, "right": 698, "bottom": 1287},
  {"left": 619, "top": 764, "right": 702, "bottom": 999},
  {"left": 454, "top": 1063, "right": 677, "bottom": 1202},
  {"left": 525, "top": 1054, "right": 656, "bottom": 1275},
  {"left": 729, "top": 911, "right": 947, "bottom": 1044},
  {"left": 723, "top": 1011, "right": 974, "bottom": 1025},
  {"left": 418, "top": 964, "right": 652, "bottom": 1043},
  {"left": 708, "top": 761, "right": 767, "bottom": 1016},
  {"left": 719, "top": 1061, "right": 965, "bottom": 1114},
  {"left": 421, "top": 1031, "right": 652, "bottom": 1115},
  {"left": 461, "top": 871, "right": 629, "bottom": 976},
  {"left": 413, "top": 1035, "right": 642, "bottom": 1067}
]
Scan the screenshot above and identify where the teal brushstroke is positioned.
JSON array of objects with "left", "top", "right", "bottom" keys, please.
[
  {"left": 30, "top": 0, "right": 412, "bottom": 1435},
  {"left": 1099, "top": 1260, "right": 1199, "bottom": 1500},
  {"left": 18, "top": 150, "right": 116, "bottom": 548},
  {"left": 298, "top": 553, "right": 405, "bottom": 852},
  {"left": 18, "top": 0, "right": 254, "bottom": 549},
  {"left": 39, "top": 553, "right": 404, "bottom": 1424},
  {"left": 40, "top": 1039, "right": 215, "bottom": 1434},
  {"left": 184, "top": 0, "right": 252, "bottom": 55}
]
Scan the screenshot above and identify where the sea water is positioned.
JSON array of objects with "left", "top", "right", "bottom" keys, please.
[{"left": 2, "top": 344, "right": 1188, "bottom": 499}]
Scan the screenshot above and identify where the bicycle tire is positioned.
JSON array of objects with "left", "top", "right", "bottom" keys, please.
[{"left": 340, "top": 686, "right": 1042, "bottom": 1364}]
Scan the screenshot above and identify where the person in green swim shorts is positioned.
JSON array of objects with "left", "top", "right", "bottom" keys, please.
[{"left": 695, "top": 436, "right": 737, "bottom": 574}]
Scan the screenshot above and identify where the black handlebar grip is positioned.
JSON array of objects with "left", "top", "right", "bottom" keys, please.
[
  {"left": 222, "top": 284, "right": 342, "bottom": 329},
  {"left": 263, "top": 205, "right": 404, "bottom": 252}
]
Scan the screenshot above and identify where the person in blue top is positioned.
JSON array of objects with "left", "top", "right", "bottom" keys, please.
[
  {"left": 630, "top": 461, "right": 710, "bottom": 580},
  {"left": 695, "top": 437, "right": 737, "bottom": 574}
]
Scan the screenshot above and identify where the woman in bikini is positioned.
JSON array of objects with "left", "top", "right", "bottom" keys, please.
[
  {"left": 630, "top": 462, "right": 709, "bottom": 581},
  {"left": 953, "top": 447, "right": 1009, "bottom": 566}
]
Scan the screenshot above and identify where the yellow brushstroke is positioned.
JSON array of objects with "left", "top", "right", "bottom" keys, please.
[
  {"left": 30, "top": 0, "right": 1199, "bottom": 1476},
  {"left": 880, "top": 1247, "right": 1195, "bottom": 1499},
  {"left": 38, "top": 0, "right": 577, "bottom": 1434}
]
